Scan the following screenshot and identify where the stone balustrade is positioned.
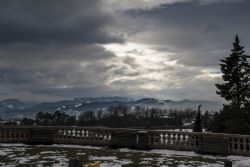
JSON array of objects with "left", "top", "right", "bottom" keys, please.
[
  {"left": 0, "top": 126, "right": 31, "bottom": 143},
  {"left": 1, "top": 126, "right": 250, "bottom": 156},
  {"left": 147, "top": 130, "right": 250, "bottom": 155},
  {"left": 148, "top": 130, "right": 202, "bottom": 151},
  {"left": 227, "top": 134, "right": 250, "bottom": 155},
  {"left": 54, "top": 127, "right": 113, "bottom": 146}
]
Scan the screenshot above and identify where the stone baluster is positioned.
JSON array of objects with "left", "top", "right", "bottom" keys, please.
[
  {"left": 242, "top": 138, "right": 248, "bottom": 154},
  {"left": 8, "top": 130, "right": 12, "bottom": 140},
  {"left": 24, "top": 131, "right": 28, "bottom": 140},
  {"left": 96, "top": 132, "right": 102, "bottom": 144},
  {"left": 172, "top": 132, "right": 176, "bottom": 145},
  {"left": 234, "top": 138, "right": 239, "bottom": 153},
  {"left": 246, "top": 138, "right": 250, "bottom": 153},
  {"left": 179, "top": 133, "right": 185, "bottom": 147},
  {"left": 11, "top": 130, "right": 15, "bottom": 141},
  {"left": 66, "top": 130, "right": 70, "bottom": 137},
  {"left": 60, "top": 129, "right": 64, "bottom": 137},
  {"left": 229, "top": 137, "right": 234, "bottom": 154},
  {"left": 71, "top": 129, "right": 75, "bottom": 137},
  {"left": 20, "top": 132, "right": 24, "bottom": 140},
  {"left": 8, "top": 130, "right": 12, "bottom": 141},
  {"left": 76, "top": 129, "right": 80, "bottom": 137},
  {"left": 72, "top": 129, "right": 76, "bottom": 137},
  {"left": 190, "top": 133, "right": 196, "bottom": 149},
  {"left": 103, "top": 133, "right": 107, "bottom": 140},
  {"left": 86, "top": 130, "right": 89, "bottom": 138},
  {"left": 166, "top": 132, "right": 171, "bottom": 145},
  {"left": 159, "top": 133, "right": 164, "bottom": 144},
  {"left": 156, "top": 132, "right": 161, "bottom": 146},
  {"left": 73, "top": 129, "right": 77, "bottom": 137},
  {"left": 83, "top": 129, "right": 87, "bottom": 138},
  {"left": 162, "top": 133, "right": 167, "bottom": 145},
  {"left": 186, "top": 133, "right": 192, "bottom": 149},
  {"left": 91, "top": 131, "right": 99, "bottom": 144},
  {"left": 11, "top": 130, "right": 15, "bottom": 140},
  {"left": 99, "top": 132, "right": 104, "bottom": 141},
  {"left": 167, "top": 132, "right": 171, "bottom": 145},
  {"left": 88, "top": 131, "right": 93, "bottom": 141},
  {"left": 240, "top": 138, "right": 244, "bottom": 152},
  {"left": 92, "top": 132, "right": 98, "bottom": 141},
  {"left": 97, "top": 132, "right": 102, "bottom": 140},
  {"left": 151, "top": 132, "right": 156, "bottom": 145},
  {"left": 239, "top": 137, "right": 250, "bottom": 154},
  {"left": 3, "top": 130, "right": 6, "bottom": 140},
  {"left": 6, "top": 131, "right": 9, "bottom": 139},
  {"left": 229, "top": 138, "right": 233, "bottom": 152},
  {"left": 108, "top": 133, "right": 111, "bottom": 141},
  {"left": 15, "top": 130, "right": 19, "bottom": 141},
  {"left": 57, "top": 129, "right": 62, "bottom": 138},
  {"left": 66, "top": 129, "right": 70, "bottom": 137},
  {"left": 79, "top": 129, "right": 83, "bottom": 138},
  {"left": 172, "top": 133, "right": 177, "bottom": 145},
  {"left": 106, "top": 132, "right": 111, "bottom": 142},
  {"left": 176, "top": 133, "right": 181, "bottom": 146},
  {"left": 63, "top": 129, "right": 67, "bottom": 137}
]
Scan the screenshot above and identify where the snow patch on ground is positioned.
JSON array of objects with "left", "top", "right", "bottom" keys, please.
[
  {"left": 49, "top": 144, "right": 102, "bottom": 150},
  {"left": 0, "top": 150, "right": 8, "bottom": 156},
  {"left": 197, "top": 164, "right": 223, "bottom": 167},
  {"left": 89, "top": 156, "right": 117, "bottom": 161},
  {"left": 13, "top": 155, "right": 40, "bottom": 164},
  {"left": 89, "top": 156, "right": 133, "bottom": 166},
  {"left": 234, "top": 159, "right": 250, "bottom": 167},
  {"left": 1, "top": 144, "right": 250, "bottom": 166},
  {"left": 119, "top": 148, "right": 222, "bottom": 160},
  {"left": 101, "top": 160, "right": 133, "bottom": 167},
  {"left": 40, "top": 151, "right": 57, "bottom": 154},
  {"left": 0, "top": 143, "right": 25, "bottom": 147}
]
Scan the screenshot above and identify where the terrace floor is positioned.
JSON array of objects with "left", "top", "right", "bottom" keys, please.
[{"left": 0, "top": 143, "right": 249, "bottom": 167}]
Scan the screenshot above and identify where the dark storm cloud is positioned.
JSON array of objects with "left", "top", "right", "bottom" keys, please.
[
  {"left": 0, "top": 0, "right": 124, "bottom": 101},
  {"left": 124, "top": 0, "right": 250, "bottom": 66},
  {"left": 0, "top": 0, "right": 121, "bottom": 45},
  {"left": 0, "top": 0, "right": 249, "bottom": 101},
  {"left": 0, "top": 0, "right": 154, "bottom": 102},
  {"left": 0, "top": 44, "right": 115, "bottom": 63}
]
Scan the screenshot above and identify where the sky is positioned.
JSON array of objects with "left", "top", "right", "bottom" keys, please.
[{"left": 0, "top": 0, "right": 250, "bottom": 102}]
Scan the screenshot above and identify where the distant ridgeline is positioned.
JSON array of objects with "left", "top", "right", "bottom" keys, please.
[{"left": 0, "top": 97, "right": 222, "bottom": 119}]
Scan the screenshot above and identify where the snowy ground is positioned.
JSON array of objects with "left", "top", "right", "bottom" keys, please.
[{"left": 0, "top": 143, "right": 250, "bottom": 167}]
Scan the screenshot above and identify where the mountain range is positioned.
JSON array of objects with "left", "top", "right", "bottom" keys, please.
[{"left": 0, "top": 97, "right": 223, "bottom": 120}]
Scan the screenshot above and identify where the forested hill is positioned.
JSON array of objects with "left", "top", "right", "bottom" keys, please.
[{"left": 0, "top": 97, "right": 222, "bottom": 119}]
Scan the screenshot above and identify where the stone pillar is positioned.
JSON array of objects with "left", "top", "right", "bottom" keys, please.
[
  {"left": 198, "top": 134, "right": 229, "bottom": 155},
  {"left": 29, "top": 127, "right": 57, "bottom": 144},
  {"left": 136, "top": 131, "right": 149, "bottom": 150},
  {"left": 110, "top": 130, "right": 137, "bottom": 148}
]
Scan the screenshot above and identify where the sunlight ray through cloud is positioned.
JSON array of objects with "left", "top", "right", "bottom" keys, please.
[{"left": 102, "top": 42, "right": 180, "bottom": 91}]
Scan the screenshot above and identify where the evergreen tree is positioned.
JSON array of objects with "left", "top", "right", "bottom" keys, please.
[
  {"left": 209, "top": 35, "right": 250, "bottom": 134},
  {"left": 193, "top": 105, "right": 202, "bottom": 132},
  {"left": 215, "top": 35, "right": 250, "bottom": 108}
]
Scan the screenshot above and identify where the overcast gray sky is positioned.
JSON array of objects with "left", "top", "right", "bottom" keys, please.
[{"left": 0, "top": 0, "right": 249, "bottom": 102}]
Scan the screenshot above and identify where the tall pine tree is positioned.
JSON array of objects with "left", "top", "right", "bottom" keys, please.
[
  {"left": 193, "top": 105, "right": 202, "bottom": 132},
  {"left": 215, "top": 35, "right": 250, "bottom": 108}
]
